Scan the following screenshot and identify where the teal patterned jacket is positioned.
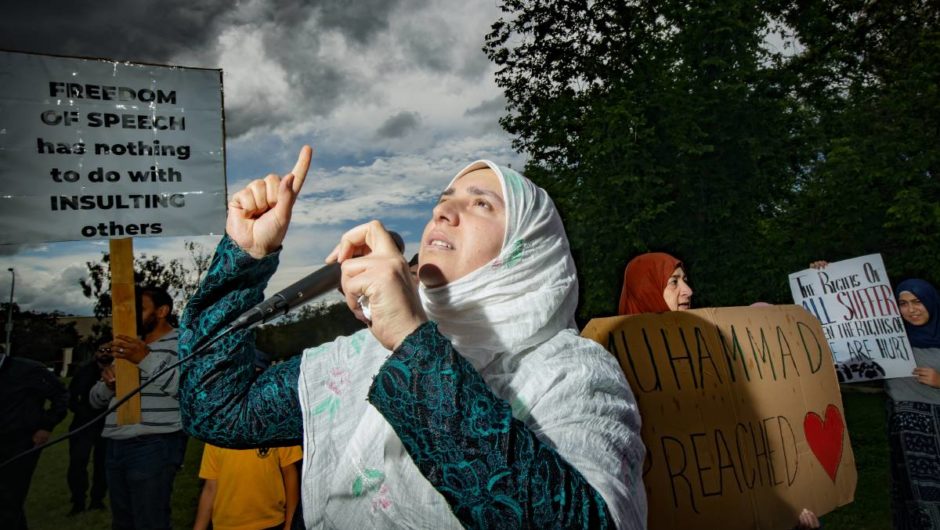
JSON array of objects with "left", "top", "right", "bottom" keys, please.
[{"left": 179, "top": 235, "right": 614, "bottom": 529}]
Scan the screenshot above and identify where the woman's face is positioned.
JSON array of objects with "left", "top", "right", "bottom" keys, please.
[
  {"left": 898, "top": 291, "right": 930, "bottom": 326},
  {"left": 418, "top": 168, "right": 506, "bottom": 288},
  {"left": 663, "top": 267, "right": 693, "bottom": 311}
]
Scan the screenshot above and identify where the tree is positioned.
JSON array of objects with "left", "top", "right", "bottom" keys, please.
[
  {"left": 484, "top": 0, "right": 939, "bottom": 317},
  {"left": 79, "top": 241, "right": 212, "bottom": 344},
  {"left": 485, "top": 0, "right": 806, "bottom": 316},
  {"left": 77, "top": 242, "right": 366, "bottom": 363},
  {"left": 0, "top": 303, "right": 79, "bottom": 365},
  {"left": 766, "top": 0, "right": 940, "bottom": 284},
  {"left": 255, "top": 301, "right": 366, "bottom": 359}
]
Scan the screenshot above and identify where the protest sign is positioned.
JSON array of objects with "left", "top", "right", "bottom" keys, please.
[
  {"left": 0, "top": 50, "right": 226, "bottom": 244},
  {"left": 582, "top": 306, "right": 856, "bottom": 530},
  {"left": 789, "top": 254, "right": 915, "bottom": 382}
]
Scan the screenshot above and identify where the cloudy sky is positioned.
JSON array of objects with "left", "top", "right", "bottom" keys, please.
[{"left": 0, "top": 0, "right": 525, "bottom": 316}]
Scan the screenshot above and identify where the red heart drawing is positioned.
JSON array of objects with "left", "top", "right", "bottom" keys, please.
[{"left": 803, "top": 404, "right": 845, "bottom": 482}]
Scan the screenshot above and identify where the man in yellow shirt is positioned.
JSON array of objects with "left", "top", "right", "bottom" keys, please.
[{"left": 193, "top": 443, "right": 301, "bottom": 530}]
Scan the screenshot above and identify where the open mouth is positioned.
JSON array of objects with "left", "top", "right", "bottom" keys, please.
[
  {"left": 425, "top": 230, "right": 454, "bottom": 250},
  {"left": 428, "top": 239, "right": 454, "bottom": 250}
]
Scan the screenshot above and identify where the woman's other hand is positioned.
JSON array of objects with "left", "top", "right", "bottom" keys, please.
[
  {"left": 913, "top": 366, "right": 940, "bottom": 388},
  {"left": 796, "top": 508, "right": 820, "bottom": 529},
  {"left": 328, "top": 220, "right": 428, "bottom": 350},
  {"left": 227, "top": 146, "right": 312, "bottom": 259}
]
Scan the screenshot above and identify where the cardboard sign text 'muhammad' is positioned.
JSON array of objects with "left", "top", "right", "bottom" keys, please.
[{"left": 582, "top": 305, "right": 856, "bottom": 530}]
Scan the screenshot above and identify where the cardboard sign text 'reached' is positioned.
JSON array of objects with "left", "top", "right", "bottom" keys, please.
[{"left": 582, "top": 305, "right": 856, "bottom": 530}]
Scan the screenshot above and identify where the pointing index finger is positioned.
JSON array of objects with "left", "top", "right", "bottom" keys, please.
[{"left": 289, "top": 145, "right": 313, "bottom": 193}]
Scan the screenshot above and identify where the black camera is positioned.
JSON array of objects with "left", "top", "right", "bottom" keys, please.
[{"left": 96, "top": 353, "right": 114, "bottom": 365}]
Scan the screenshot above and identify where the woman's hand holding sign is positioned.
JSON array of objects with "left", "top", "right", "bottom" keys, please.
[{"left": 913, "top": 366, "right": 940, "bottom": 388}]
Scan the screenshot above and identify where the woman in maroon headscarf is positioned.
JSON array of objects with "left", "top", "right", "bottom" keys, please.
[
  {"left": 618, "top": 252, "right": 693, "bottom": 315},
  {"left": 619, "top": 254, "right": 821, "bottom": 528}
]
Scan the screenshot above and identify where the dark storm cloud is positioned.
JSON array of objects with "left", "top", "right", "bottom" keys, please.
[
  {"left": 0, "top": 245, "right": 23, "bottom": 257},
  {"left": 456, "top": 48, "right": 493, "bottom": 81},
  {"left": 249, "top": 0, "right": 415, "bottom": 46},
  {"left": 0, "top": 0, "right": 496, "bottom": 139},
  {"left": 0, "top": 0, "right": 411, "bottom": 71},
  {"left": 401, "top": 23, "right": 455, "bottom": 73},
  {"left": 223, "top": 30, "right": 353, "bottom": 138},
  {"left": 376, "top": 111, "right": 421, "bottom": 139},
  {"left": 0, "top": 2, "right": 392, "bottom": 139},
  {"left": 396, "top": 11, "right": 492, "bottom": 81},
  {"left": 317, "top": 0, "right": 414, "bottom": 46},
  {"left": 0, "top": 3, "right": 233, "bottom": 63},
  {"left": 465, "top": 95, "right": 506, "bottom": 118}
]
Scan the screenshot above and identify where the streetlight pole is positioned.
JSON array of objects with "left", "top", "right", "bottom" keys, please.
[{"left": 5, "top": 267, "right": 13, "bottom": 356}]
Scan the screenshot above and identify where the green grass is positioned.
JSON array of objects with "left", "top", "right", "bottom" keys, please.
[
  {"left": 818, "top": 390, "right": 892, "bottom": 529},
  {"left": 23, "top": 411, "right": 205, "bottom": 530},
  {"left": 23, "top": 390, "right": 891, "bottom": 529}
]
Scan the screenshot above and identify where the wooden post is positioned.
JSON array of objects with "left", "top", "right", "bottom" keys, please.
[{"left": 110, "top": 238, "right": 141, "bottom": 425}]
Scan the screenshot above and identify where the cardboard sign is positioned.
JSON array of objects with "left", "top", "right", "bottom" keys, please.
[
  {"left": 0, "top": 50, "right": 226, "bottom": 244},
  {"left": 582, "top": 306, "right": 856, "bottom": 530},
  {"left": 789, "top": 254, "right": 915, "bottom": 382}
]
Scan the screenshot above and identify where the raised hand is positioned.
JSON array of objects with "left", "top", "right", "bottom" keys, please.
[
  {"left": 227, "top": 146, "right": 313, "bottom": 258},
  {"left": 327, "top": 220, "right": 427, "bottom": 350}
]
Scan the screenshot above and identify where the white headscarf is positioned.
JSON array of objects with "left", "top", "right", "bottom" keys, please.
[
  {"left": 420, "top": 161, "right": 579, "bottom": 371},
  {"left": 298, "top": 162, "right": 646, "bottom": 530}
]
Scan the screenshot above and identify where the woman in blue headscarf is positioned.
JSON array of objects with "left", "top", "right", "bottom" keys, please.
[{"left": 886, "top": 278, "right": 940, "bottom": 529}]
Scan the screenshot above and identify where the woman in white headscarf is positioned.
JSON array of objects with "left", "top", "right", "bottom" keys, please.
[{"left": 179, "top": 146, "right": 646, "bottom": 529}]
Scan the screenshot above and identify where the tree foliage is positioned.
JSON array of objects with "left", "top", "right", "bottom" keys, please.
[
  {"left": 77, "top": 242, "right": 364, "bottom": 361},
  {"left": 770, "top": 0, "right": 940, "bottom": 281},
  {"left": 484, "top": 0, "right": 940, "bottom": 318},
  {"left": 255, "top": 302, "right": 366, "bottom": 359},
  {"left": 0, "top": 303, "right": 79, "bottom": 364},
  {"left": 79, "top": 241, "right": 212, "bottom": 343}
]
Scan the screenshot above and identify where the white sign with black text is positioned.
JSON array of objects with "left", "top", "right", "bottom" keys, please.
[
  {"left": 789, "top": 254, "right": 916, "bottom": 382},
  {"left": 0, "top": 50, "right": 226, "bottom": 244}
]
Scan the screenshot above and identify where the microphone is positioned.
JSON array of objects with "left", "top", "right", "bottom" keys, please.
[{"left": 229, "top": 231, "right": 405, "bottom": 331}]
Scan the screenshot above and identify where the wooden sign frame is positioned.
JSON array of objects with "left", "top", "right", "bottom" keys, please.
[{"left": 110, "top": 238, "right": 140, "bottom": 424}]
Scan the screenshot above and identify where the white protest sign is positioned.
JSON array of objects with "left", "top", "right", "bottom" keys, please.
[
  {"left": 788, "top": 254, "right": 915, "bottom": 382},
  {"left": 0, "top": 50, "right": 226, "bottom": 244}
]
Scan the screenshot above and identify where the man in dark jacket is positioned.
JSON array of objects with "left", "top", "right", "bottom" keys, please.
[
  {"left": 66, "top": 346, "right": 110, "bottom": 515},
  {"left": 0, "top": 354, "right": 68, "bottom": 530}
]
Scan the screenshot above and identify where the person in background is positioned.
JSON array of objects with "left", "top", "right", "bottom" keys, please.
[
  {"left": 193, "top": 442, "right": 301, "bottom": 530},
  {"left": 0, "top": 354, "right": 68, "bottom": 530},
  {"left": 66, "top": 343, "right": 110, "bottom": 515},
  {"left": 193, "top": 350, "right": 302, "bottom": 530},
  {"left": 90, "top": 286, "right": 186, "bottom": 530},
  {"left": 886, "top": 278, "right": 940, "bottom": 529},
  {"left": 618, "top": 252, "right": 692, "bottom": 315},
  {"left": 179, "top": 147, "right": 646, "bottom": 529},
  {"left": 619, "top": 255, "right": 821, "bottom": 528}
]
